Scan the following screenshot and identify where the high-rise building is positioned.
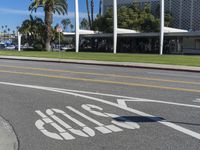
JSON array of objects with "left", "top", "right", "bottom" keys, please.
[{"left": 102, "top": 0, "right": 200, "bottom": 31}]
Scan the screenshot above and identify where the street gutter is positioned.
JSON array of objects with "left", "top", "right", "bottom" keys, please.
[{"left": 0, "top": 56, "right": 200, "bottom": 73}]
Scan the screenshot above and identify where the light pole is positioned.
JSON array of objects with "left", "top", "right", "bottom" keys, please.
[
  {"left": 113, "top": 0, "right": 117, "bottom": 54},
  {"left": 75, "top": 0, "right": 80, "bottom": 53},
  {"left": 160, "top": 0, "right": 164, "bottom": 55},
  {"left": 17, "top": 32, "right": 21, "bottom": 52}
]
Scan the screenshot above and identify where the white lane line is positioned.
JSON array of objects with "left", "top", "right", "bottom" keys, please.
[
  {"left": 0, "top": 81, "right": 200, "bottom": 140},
  {"left": 148, "top": 72, "right": 200, "bottom": 79},
  {"left": 1, "top": 81, "right": 199, "bottom": 109},
  {"left": 117, "top": 99, "right": 200, "bottom": 109},
  {"left": 0, "top": 81, "right": 199, "bottom": 109},
  {"left": 50, "top": 88, "right": 200, "bottom": 109}
]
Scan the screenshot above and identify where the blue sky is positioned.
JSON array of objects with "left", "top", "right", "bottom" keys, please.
[{"left": 0, "top": 0, "right": 99, "bottom": 31}]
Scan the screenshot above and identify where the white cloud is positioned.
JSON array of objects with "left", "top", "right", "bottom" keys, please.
[{"left": 0, "top": 8, "right": 89, "bottom": 19}]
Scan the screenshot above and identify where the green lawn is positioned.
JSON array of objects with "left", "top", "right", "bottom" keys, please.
[{"left": 0, "top": 50, "right": 200, "bottom": 67}]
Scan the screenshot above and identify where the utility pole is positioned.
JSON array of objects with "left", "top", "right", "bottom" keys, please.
[{"left": 160, "top": 0, "right": 164, "bottom": 55}]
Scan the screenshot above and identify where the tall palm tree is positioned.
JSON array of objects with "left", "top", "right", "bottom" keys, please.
[
  {"left": 91, "top": 0, "right": 94, "bottom": 25},
  {"left": 86, "top": 0, "right": 92, "bottom": 29},
  {"left": 99, "top": 0, "right": 102, "bottom": 15},
  {"left": 70, "top": 24, "right": 74, "bottom": 32},
  {"left": 61, "top": 18, "right": 71, "bottom": 31},
  {"left": 29, "top": 0, "right": 68, "bottom": 51},
  {"left": 80, "top": 18, "right": 89, "bottom": 29}
]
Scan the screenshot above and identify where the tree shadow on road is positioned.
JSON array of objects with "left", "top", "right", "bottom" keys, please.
[
  {"left": 113, "top": 116, "right": 164, "bottom": 123},
  {"left": 113, "top": 116, "right": 200, "bottom": 126}
]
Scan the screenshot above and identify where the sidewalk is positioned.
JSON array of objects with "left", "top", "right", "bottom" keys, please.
[
  {"left": 0, "top": 55, "right": 200, "bottom": 72},
  {"left": 0, "top": 116, "right": 18, "bottom": 150}
]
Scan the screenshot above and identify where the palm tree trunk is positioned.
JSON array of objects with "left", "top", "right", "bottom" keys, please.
[
  {"left": 86, "top": 0, "right": 92, "bottom": 30},
  {"left": 44, "top": 5, "right": 53, "bottom": 51},
  {"left": 91, "top": 0, "right": 94, "bottom": 24}
]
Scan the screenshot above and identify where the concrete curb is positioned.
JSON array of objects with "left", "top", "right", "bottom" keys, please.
[
  {"left": 0, "top": 116, "right": 19, "bottom": 150},
  {"left": 0, "top": 56, "right": 200, "bottom": 73}
]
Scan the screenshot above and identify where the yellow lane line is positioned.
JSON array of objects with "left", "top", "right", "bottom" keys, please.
[
  {"left": 0, "top": 64, "right": 199, "bottom": 85},
  {"left": 0, "top": 69, "right": 199, "bottom": 93}
]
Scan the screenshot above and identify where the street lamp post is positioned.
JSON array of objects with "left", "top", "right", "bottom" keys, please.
[
  {"left": 75, "top": 0, "right": 80, "bottom": 53},
  {"left": 17, "top": 32, "right": 21, "bottom": 52},
  {"left": 160, "top": 0, "right": 164, "bottom": 55},
  {"left": 113, "top": 0, "right": 117, "bottom": 54}
]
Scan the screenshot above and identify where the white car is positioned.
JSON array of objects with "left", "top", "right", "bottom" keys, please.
[
  {"left": 61, "top": 46, "right": 71, "bottom": 51},
  {"left": 5, "top": 45, "right": 16, "bottom": 50}
]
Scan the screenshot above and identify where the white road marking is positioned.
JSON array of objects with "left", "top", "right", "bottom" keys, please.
[
  {"left": 148, "top": 72, "right": 200, "bottom": 79},
  {"left": 46, "top": 108, "right": 95, "bottom": 137},
  {"left": 0, "top": 81, "right": 200, "bottom": 140},
  {"left": 1, "top": 81, "right": 199, "bottom": 109},
  {"left": 117, "top": 99, "right": 200, "bottom": 109},
  {"left": 193, "top": 99, "right": 200, "bottom": 103},
  {"left": 35, "top": 110, "right": 75, "bottom": 140},
  {"left": 35, "top": 120, "right": 64, "bottom": 140},
  {"left": 82, "top": 104, "right": 140, "bottom": 130},
  {"left": 50, "top": 88, "right": 200, "bottom": 109},
  {"left": 67, "top": 106, "right": 115, "bottom": 134}
]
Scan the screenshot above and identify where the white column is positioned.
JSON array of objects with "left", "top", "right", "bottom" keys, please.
[
  {"left": 160, "top": 0, "right": 164, "bottom": 55},
  {"left": 75, "top": 0, "right": 79, "bottom": 53},
  {"left": 17, "top": 32, "right": 21, "bottom": 52},
  {"left": 113, "top": 0, "right": 117, "bottom": 54}
]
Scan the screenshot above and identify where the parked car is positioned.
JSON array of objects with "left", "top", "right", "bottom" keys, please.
[
  {"left": 0, "top": 44, "right": 6, "bottom": 49},
  {"left": 61, "top": 46, "right": 71, "bottom": 51},
  {"left": 5, "top": 45, "right": 16, "bottom": 50}
]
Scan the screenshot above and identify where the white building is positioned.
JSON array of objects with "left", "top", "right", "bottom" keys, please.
[{"left": 102, "top": 0, "right": 200, "bottom": 31}]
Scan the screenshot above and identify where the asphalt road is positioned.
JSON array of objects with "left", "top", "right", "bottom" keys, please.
[{"left": 0, "top": 59, "right": 199, "bottom": 150}]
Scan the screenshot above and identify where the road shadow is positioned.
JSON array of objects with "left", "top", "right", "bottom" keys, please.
[
  {"left": 169, "top": 121, "right": 200, "bottom": 126},
  {"left": 113, "top": 116, "right": 200, "bottom": 126},
  {"left": 113, "top": 116, "right": 164, "bottom": 123}
]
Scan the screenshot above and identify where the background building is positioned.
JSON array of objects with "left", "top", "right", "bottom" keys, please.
[{"left": 102, "top": 0, "right": 200, "bottom": 31}]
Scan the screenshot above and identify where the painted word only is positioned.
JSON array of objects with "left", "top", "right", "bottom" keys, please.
[{"left": 35, "top": 104, "right": 140, "bottom": 140}]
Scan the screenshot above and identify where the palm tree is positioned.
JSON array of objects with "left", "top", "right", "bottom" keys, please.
[
  {"left": 29, "top": 0, "right": 68, "bottom": 51},
  {"left": 99, "top": 0, "right": 102, "bottom": 15},
  {"left": 70, "top": 24, "right": 74, "bottom": 32},
  {"left": 86, "top": 0, "right": 92, "bottom": 29},
  {"left": 19, "top": 15, "right": 46, "bottom": 47},
  {"left": 80, "top": 18, "right": 89, "bottom": 29},
  {"left": 61, "top": 18, "right": 71, "bottom": 31},
  {"left": 16, "top": 26, "right": 20, "bottom": 31},
  {"left": 12, "top": 30, "right": 15, "bottom": 36},
  {"left": 91, "top": 0, "right": 94, "bottom": 25}
]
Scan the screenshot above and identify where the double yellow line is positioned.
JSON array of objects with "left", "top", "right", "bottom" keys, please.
[{"left": 0, "top": 64, "right": 199, "bottom": 93}]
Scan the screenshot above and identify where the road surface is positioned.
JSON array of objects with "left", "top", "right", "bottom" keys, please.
[{"left": 0, "top": 59, "right": 199, "bottom": 150}]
